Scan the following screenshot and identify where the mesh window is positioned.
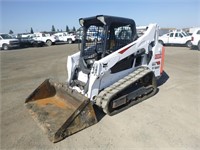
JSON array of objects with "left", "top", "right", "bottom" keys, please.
[
  {"left": 83, "top": 25, "right": 105, "bottom": 58},
  {"left": 107, "top": 25, "right": 133, "bottom": 51}
]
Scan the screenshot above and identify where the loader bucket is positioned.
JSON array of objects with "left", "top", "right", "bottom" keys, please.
[{"left": 25, "top": 79, "right": 97, "bottom": 143}]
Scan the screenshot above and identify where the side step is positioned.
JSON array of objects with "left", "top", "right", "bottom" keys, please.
[{"left": 25, "top": 79, "right": 97, "bottom": 143}]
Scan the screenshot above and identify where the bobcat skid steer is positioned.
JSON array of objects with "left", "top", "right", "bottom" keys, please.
[{"left": 25, "top": 15, "right": 165, "bottom": 143}]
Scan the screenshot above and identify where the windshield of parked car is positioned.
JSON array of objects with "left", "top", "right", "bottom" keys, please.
[
  {"left": 182, "top": 32, "right": 190, "bottom": 36},
  {"left": 0, "top": 34, "right": 13, "bottom": 39}
]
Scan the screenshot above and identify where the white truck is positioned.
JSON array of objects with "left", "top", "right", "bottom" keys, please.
[
  {"left": 31, "top": 32, "right": 58, "bottom": 46},
  {"left": 0, "top": 33, "right": 20, "bottom": 50},
  {"left": 53, "top": 32, "right": 76, "bottom": 44},
  {"left": 191, "top": 28, "right": 200, "bottom": 50},
  {"left": 159, "top": 30, "right": 192, "bottom": 47}
]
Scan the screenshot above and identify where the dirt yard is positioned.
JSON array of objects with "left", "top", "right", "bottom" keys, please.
[{"left": 1, "top": 44, "right": 200, "bottom": 149}]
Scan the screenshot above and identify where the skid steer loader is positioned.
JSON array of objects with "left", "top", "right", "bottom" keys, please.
[{"left": 25, "top": 15, "right": 165, "bottom": 143}]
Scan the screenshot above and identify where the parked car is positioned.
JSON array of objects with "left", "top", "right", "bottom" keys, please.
[
  {"left": 159, "top": 30, "right": 192, "bottom": 48},
  {"left": 0, "top": 33, "right": 20, "bottom": 50},
  {"left": 75, "top": 33, "right": 82, "bottom": 43},
  {"left": 31, "top": 32, "right": 58, "bottom": 46},
  {"left": 17, "top": 35, "right": 45, "bottom": 48},
  {"left": 52, "top": 32, "right": 76, "bottom": 44},
  {"left": 190, "top": 28, "right": 200, "bottom": 50}
]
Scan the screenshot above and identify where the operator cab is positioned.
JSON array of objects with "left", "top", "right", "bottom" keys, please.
[{"left": 79, "top": 15, "right": 137, "bottom": 74}]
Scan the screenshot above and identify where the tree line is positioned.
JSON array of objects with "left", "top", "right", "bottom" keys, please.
[{"left": 8, "top": 25, "right": 77, "bottom": 34}]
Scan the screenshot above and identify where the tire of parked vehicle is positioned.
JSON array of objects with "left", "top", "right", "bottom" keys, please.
[
  {"left": 158, "top": 40, "right": 164, "bottom": 46},
  {"left": 40, "top": 43, "right": 44, "bottom": 47},
  {"left": 94, "top": 38, "right": 98, "bottom": 42},
  {"left": 198, "top": 41, "right": 200, "bottom": 51},
  {"left": 190, "top": 45, "right": 194, "bottom": 50},
  {"left": 2, "top": 44, "right": 9, "bottom": 50},
  {"left": 33, "top": 41, "right": 38, "bottom": 47},
  {"left": 67, "top": 39, "right": 73, "bottom": 44},
  {"left": 186, "top": 41, "right": 192, "bottom": 48},
  {"left": 46, "top": 40, "right": 52, "bottom": 46}
]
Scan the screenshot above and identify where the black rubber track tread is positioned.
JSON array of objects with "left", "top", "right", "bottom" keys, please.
[{"left": 95, "top": 67, "right": 157, "bottom": 116}]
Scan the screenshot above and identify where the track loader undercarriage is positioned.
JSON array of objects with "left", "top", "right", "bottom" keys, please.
[{"left": 95, "top": 67, "right": 157, "bottom": 115}]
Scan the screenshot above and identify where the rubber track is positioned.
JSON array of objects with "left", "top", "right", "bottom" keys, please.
[{"left": 95, "top": 67, "right": 157, "bottom": 116}]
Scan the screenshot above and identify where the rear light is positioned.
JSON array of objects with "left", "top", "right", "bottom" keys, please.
[
  {"left": 191, "top": 36, "right": 194, "bottom": 41},
  {"left": 156, "top": 61, "right": 160, "bottom": 65}
]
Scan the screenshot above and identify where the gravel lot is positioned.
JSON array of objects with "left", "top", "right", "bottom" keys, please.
[{"left": 1, "top": 44, "right": 200, "bottom": 149}]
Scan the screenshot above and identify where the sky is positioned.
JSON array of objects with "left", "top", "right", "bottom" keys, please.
[{"left": 0, "top": 0, "right": 200, "bottom": 34}]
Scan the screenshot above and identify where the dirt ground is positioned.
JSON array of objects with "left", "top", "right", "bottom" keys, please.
[{"left": 1, "top": 44, "right": 200, "bottom": 150}]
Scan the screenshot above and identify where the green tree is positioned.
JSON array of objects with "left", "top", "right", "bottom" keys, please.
[
  {"left": 30, "top": 27, "right": 34, "bottom": 34},
  {"left": 66, "top": 25, "right": 69, "bottom": 32},
  {"left": 51, "top": 25, "right": 55, "bottom": 32},
  {"left": 9, "top": 30, "right": 13, "bottom": 34},
  {"left": 72, "top": 26, "right": 76, "bottom": 32}
]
